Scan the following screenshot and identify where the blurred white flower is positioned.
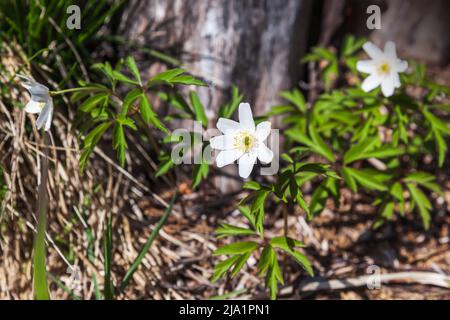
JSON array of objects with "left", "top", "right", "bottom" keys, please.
[
  {"left": 357, "top": 41, "right": 408, "bottom": 97},
  {"left": 210, "top": 102, "right": 273, "bottom": 179},
  {"left": 18, "top": 74, "right": 53, "bottom": 131}
]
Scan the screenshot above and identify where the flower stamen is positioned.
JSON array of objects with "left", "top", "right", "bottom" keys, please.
[
  {"left": 234, "top": 131, "right": 255, "bottom": 153},
  {"left": 378, "top": 62, "right": 391, "bottom": 75}
]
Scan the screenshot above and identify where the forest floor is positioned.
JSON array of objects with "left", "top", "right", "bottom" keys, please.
[{"left": 0, "top": 64, "right": 449, "bottom": 301}]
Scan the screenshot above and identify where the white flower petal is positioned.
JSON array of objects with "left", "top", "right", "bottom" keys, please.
[
  {"left": 210, "top": 134, "right": 235, "bottom": 150},
  {"left": 392, "top": 72, "right": 401, "bottom": 88},
  {"left": 238, "top": 152, "right": 257, "bottom": 179},
  {"left": 255, "top": 121, "right": 271, "bottom": 141},
  {"left": 44, "top": 101, "right": 53, "bottom": 131},
  {"left": 363, "top": 42, "right": 384, "bottom": 60},
  {"left": 356, "top": 60, "right": 376, "bottom": 74},
  {"left": 395, "top": 59, "right": 408, "bottom": 73},
  {"left": 238, "top": 102, "right": 255, "bottom": 132},
  {"left": 216, "top": 149, "right": 243, "bottom": 168},
  {"left": 361, "top": 73, "right": 382, "bottom": 92},
  {"left": 217, "top": 118, "right": 241, "bottom": 134},
  {"left": 24, "top": 100, "right": 44, "bottom": 114},
  {"left": 384, "top": 41, "right": 397, "bottom": 60},
  {"left": 257, "top": 143, "right": 273, "bottom": 164},
  {"left": 381, "top": 75, "right": 395, "bottom": 97},
  {"left": 36, "top": 100, "right": 53, "bottom": 130},
  {"left": 29, "top": 84, "right": 49, "bottom": 101}
]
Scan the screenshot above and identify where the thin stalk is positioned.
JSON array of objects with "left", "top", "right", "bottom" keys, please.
[
  {"left": 282, "top": 202, "right": 290, "bottom": 277},
  {"left": 119, "top": 190, "right": 178, "bottom": 293},
  {"left": 33, "top": 130, "right": 50, "bottom": 300},
  {"left": 50, "top": 87, "right": 104, "bottom": 96}
]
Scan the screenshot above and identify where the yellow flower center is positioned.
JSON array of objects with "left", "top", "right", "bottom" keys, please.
[
  {"left": 378, "top": 62, "right": 391, "bottom": 75},
  {"left": 234, "top": 131, "right": 255, "bottom": 153}
]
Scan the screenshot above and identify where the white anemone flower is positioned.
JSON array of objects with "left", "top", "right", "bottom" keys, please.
[
  {"left": 356, "top": 41, "right": 408, "bottom": 97},
  {"left": 18, "top": 74, "right": 53, "bottom": 131},
  {"left": 210, "top": 102, "right": 274, "bottom": 179}
]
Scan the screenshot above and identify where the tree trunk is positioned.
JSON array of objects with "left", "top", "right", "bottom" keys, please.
[
  {"left": 119, "top": 0, "right": 313, "bottom": 115},
  {"left": 118, "top": 0, "right": 313, "bottom": 189}
]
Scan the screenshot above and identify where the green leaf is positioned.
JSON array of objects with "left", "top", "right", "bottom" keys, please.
[
  {"left": 119, "top": 192, "right": 178, "bottom": 292},
  {"left": 309, "top": 125, "right": 335, "bottom": 162},
  {"left": 113, "top": 70, "right": 140, "bottom": 85},
  {"left": 219, "top": 85, "right": 243, "bottom": 118},
  {"left": 239, "top": 206, "right": 256, "bottom": 228},
  {"left": 140, "top": 93, "right": 169, "bottom": 133},
  {"left": 155, "top": 157, "right": 174, "bottom": 177},
  {"left": 380, "top": 201, "right": 395, "bottom": 219},
  {"left": 126, "top": 56, "right": 142, "bottom": 85},
  {"left": 342, "top": 167, "right": 357, "bottom": 192},
  {"left": 285, "top": 250, "right": 314, "bottom": 276},
  {"left": 309, "top": 181, "right": 329, "bottom": 218},
  {"left": 345, "top": 168, "right": 388, "bottom": 191},
  {"left": 270, "top": 236, "right": 305, "bottom": 250},
  {"left": 121, "top": 89, "right": 142, "bottom": 115},
  {"left": 251, "top": 190, "right": 270, "bottom": 234},
  {"left": 230, "top": 252, "right": 252, "bottom": 277},
  {"left": 257, "top": 245, "right": 274, "bottom": 275},
  {"left": 170, "top": 74, "right": 207, "bottom": 86},
  {"left": 423, "top": 109, "right": 450, "bottom": 135},
  {"left": 407, "top": 183, "right": 432, "bottom": 230},
  {"left": 296, "top": 192, "right": 310, "bottom": 216},
  {"left": 363, "top": 145, "right": 403, "bottom": 159},
  {"left": 404, "top": 172, "right": 436, "bottom": 184},
  {"left": 192, "top": 161, "right": 209, "bottom": 189},
  {"left": 190, "top": 91, "right": 208, "bottom": 127},
  {"left": 280, "top": 89, "right": 306, "bottom": 112},
  {"left": 148, "top": 68, "right": 185, "bottom": 85},
  {"left": 281, "top": 153, "right": 294, "bottom": 164},
  {"left": 212, "top": 256, "right": 240, "bottom": 283},
  {"left": 266, "top": 252, "right": 283, "bottom": 300},
  {"left": 433, "top": 129, "right": 447, "bottom": 167},
  {"left": 343, "top": 137, "right": 378, "bottom": 164},
  {"left": 80, "top": 122, "right": 112, "bottom": 173},
  {"left": 216, "top": 224, "right": 256, "bottom": 238},
  {"left": 243, "top": 181, "right": 261, "bottom": 190},
  {"left": 213, "top": 241, "right": 259, "bottom": 256},
  {"left": 79, "top": 93, "right": 109, "bottom": 113},
  {"left": 112, "top": 123, "right": 127, "bottom": 166},
  {"left": 390, "top": 182, "right": 404, "bottom": 215}
]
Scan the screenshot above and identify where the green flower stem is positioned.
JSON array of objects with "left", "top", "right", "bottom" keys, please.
[
  {"left": 33, "top": 130, "right": 50, "bottom": 300},
  {"left": 50, "top": 87, "right": 101, "bottom": 96}
]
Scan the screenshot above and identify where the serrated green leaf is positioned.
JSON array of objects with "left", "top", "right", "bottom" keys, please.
[
  {"left": 239, "top": 206, "right": 256, "bottom": 229},
  {"left": 257, "top": 245, "right": 274, "bottom": 275},
  {"left": 280, "top": 89, "right": 306, "bottom": 112},
  {"left": 212, "top": 255, "right": 240, "bottom": 283},
  {"left": 79, "top": 93, "right": 109, "bottom": 113},
  {"left": 345, "top": 168, "right": 388, "bottom": 191},
  {"left": 126, "top": 56, "right": 142, "bottom": 85},
  {"left": 243, "top": 181, "right": 261, "bottom": 190},
  {"left": 189, "top": 91, "right": 208, "bottom": 127},
  {"left": 140, "top": 94, "right": 169, "bottom": 133},
  {"left": 308, "top": 125, "right": 335, "bottom": 162},
  {"left": 230, "top": 252, "right": 252, "bottom": 277},
  {"left": 407, "top": 183, "right": 432, "bottom": 230},
  {"left": 112, "top": 70, "right": 140, "bottom": 85},
  {"left": 343, "top": 137, "right": 378, "bottom": 164},
  {"left": 216, "top": 224, "right": 256, "bottom": 238},
  {"left": 213, "top": 241, "right": 259, "bottom": 256},
  {"left": 270, "top": 236, "right": 305, "bottom": 251}
]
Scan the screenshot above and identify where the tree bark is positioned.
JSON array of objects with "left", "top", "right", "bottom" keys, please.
[
  {"left": 118, "top": 0, "right": 313, "bottom": 189},
  {"left": 119, "top": 0, "right": 313, "bottom": 116}
]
